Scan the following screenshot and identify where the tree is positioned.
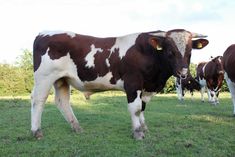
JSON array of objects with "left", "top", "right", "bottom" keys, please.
[
  {"left": 0, "top": 64, "right": 25, "bottom": 95},
  {"left": 15, "top": 49, "right": 34, "bottom": 93}
]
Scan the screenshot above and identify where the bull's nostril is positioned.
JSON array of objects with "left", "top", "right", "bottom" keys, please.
[{"left": 181, "top": 74, "right": 187, "bottom": 79}]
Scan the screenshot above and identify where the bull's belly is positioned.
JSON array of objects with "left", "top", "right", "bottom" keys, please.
[{"left": 67, "top": 72, "right": 124, "bottom": 92}]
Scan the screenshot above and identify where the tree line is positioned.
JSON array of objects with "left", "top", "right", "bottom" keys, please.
[{"left": 0, "top": 50, "right": 228, "bottom": 96}]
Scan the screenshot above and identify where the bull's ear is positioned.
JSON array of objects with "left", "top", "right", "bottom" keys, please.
[
  {"left": 192, "top": 39, "right": 209, "bottom": 49},
  {"left": 149, "top": 37, "right": 163, "bottom": 51}
]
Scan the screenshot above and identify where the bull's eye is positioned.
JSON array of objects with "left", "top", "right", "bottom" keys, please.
[
  {"left": 188, "top": 81, "right": 191, "bottom": 83},
  {"left": 168, "top": 51, "right": 175, "bottom": 58}
]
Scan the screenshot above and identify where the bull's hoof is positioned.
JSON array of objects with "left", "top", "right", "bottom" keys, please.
[
  {"left": 72, "top": 123, "right": 83, "bottom": 133},
  {"left": 141, "top": 124, "right": 148, "bottom": 132},
  {"left": 133, "top": 129, "right": 145, "bottom": 140},
  {"left": 209, "top": 101, "right": 218, "bottom": 106},
  {"left": 32, "top": 129, "right": 43, "bottom": 140}
]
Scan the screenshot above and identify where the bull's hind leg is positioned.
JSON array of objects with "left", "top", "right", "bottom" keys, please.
[
  {"left": 54, "top": 79, "right": 82, "bottom": 132},
  {"left": 31, "top": 79, "right": 54, "bottom": 139}
]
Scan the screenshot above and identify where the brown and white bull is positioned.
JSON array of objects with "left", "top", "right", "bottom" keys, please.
[
  {"left": 223, "top": 44, "right": 235, "bottom": 115},
  {"left": 175, "top": 73, "right": 201, "bottom": 101},
  {"left": 31, "top": 29, "right": 208, "bottom": 140},
  {"left": 196, "top": 56, "right": 224, "bottom": 105}
]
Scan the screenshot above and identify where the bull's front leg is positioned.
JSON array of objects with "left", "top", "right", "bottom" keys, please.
[
  {"left": 140, "top": 92, "right": 155, "bottom": 132},
  {"left": 139, "top": 102, "right": 148, "bottom": 132},
  {"left": 176, "top": 82, "right": 183, "bottom": 101},
  {"left": 200, "top": 86, "right": 206, "bottom": 102},
  {"left": 127, "top": 90, "right": 145, "bottom": 140}
]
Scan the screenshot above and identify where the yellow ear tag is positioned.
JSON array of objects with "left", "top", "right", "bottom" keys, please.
[
  {"left": 156, "top": 45, "right": 163, "bottom": 51},
  {"left": 197, "top": 42, "right": 203, "bottom": 48}
]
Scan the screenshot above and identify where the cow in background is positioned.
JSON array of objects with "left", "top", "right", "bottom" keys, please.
[
  {"left": 31, "top": 29, "right": 208, "bottom": 140},
  {"left": 196, "top": 56, "right": 224, "bottom": 105},
  {"left": 175, "top": 73, "right": 201, "bottom": 101},
  {"left": 223, "top": 44, "right": 235, "bottom": 115}
]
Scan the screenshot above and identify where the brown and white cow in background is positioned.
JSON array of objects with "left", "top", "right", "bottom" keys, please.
[
  {"left": 31, "top": 29, "right": 208, "bottom": 140},
  {"left": 196, "top": 56, "right": 224, "bottom": 105},
  {"left": 223, "top": 44, "right": 235, "bottom": 115},
  {"left": 175, "top": 73, "right": 201, "bottom": 101}
]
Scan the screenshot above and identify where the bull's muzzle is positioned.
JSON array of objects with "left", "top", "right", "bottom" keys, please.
[{"left": 177, "top": 68, "right": 188, "bottom": 79}]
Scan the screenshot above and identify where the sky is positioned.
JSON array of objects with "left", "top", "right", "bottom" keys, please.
[{"left": 0, "top": 0, "right": 235, "bottom": 64}]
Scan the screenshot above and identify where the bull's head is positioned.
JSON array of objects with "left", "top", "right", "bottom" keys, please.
[
  {"left": 149, "top": 29, "right": 209, "bottom": 79},
  {"left": 211, "top": 56, "right": 224, "bottom": 76}
]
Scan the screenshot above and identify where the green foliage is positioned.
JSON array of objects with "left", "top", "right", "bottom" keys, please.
[
  {"left": 163, "top": 76, "right": 176, "bottom": 93},
  {"left": 0, "top": 64, "right": 25, "bottom": 95},
  {"left": 0, "top": 49, "right": 33, "bottom": 96},
  {"left": 16, "top": 49, "right": 34, "bottom": 93},
  {"left": 0, "top": 92, "right": 234, "bottom": 156},
  {"left": 221, "top": 80, "right": 229, "bottom": 92},
  {"left": 189, "top": 63, "right": 197, "bottom": 77},
  {"left": 15, "top": 49, "right": 33, "bottom": 71}
]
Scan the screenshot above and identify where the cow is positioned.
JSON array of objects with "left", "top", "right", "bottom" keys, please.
[
  {"left": 196, "top": 56, "right": 224, "bottom": 105},
  {"left": 31, "top": 29, "right": 208, "bottom": 140},
  {"left": 223, "top": 44, "right": 235, "bottom": 115},
  {"left": 175, "top": 73, "right": 201, "bottom": 101}
]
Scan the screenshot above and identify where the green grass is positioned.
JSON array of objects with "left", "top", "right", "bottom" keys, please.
[{"left": 0, "top": 92, "right": 235, "bottom": 157}]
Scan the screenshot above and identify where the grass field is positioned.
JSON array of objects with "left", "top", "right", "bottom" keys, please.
[{"left": 0, "top": 91, "right": 235, "bottom": 157}]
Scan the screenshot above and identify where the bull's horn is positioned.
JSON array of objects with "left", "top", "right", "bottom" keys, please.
[
  {"left": 149, "top": 31, "right": 166, "bottom": 37},
  {"left": 191, "top": 33, "right": 207, "bottom": 38}
]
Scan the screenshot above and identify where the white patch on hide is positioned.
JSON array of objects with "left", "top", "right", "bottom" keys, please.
[
  {"left": 110, "top": 33, "right": 139, "bottom": 59},
  {"left": 202, "top": 63, "right": 208, "bottom": 78},
  {"left": 105, "top": 59, "right": 110, "bottom": 67},
  {"left": 175, "top": 78, "right": 183, "bottom": 100},
  {"left": 128, "top": 90, "right": 142, "bottom": 130},
  {"left": 83, "top": 72, "right": 124, "bottom": 91},
  {"left": 169, "top": 32, "right": 191, "bottom": 57},
  {"left": 199, "top": 77, "right": 207, "bottom": 87},
  {"left": 34, "top": 49, "right": 84, "bottom": 89},
  {"left": 85, "top": 44, "right": 103, "bottom": 68}
]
